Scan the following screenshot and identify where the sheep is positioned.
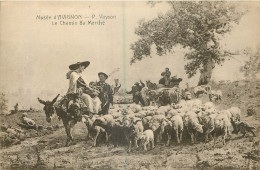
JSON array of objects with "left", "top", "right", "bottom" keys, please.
[
  {"left": 227, "top": 107, "right": 241, "bottom": 133},
  {"left": 127, "top": 119, "right": 144, "bottom": 152},
  {"left": 162, "top": 119, "right": 173, "bottom": 146},
  {"left": 209, "top": 90, "right": 222, "bottom": 103},
  {"left": 138, "top": 129, "right": 155, "bottom": 151},
  {"left": 228, "top": 107, "right": 241, "bottom": 122},
  {"left": 170, "top": 115, "right": 183, "bottom": 144},
  {"left": 196, "top": 112, "right": 216, "bottom": 142},
  {"left": 148, "top": 115, "right": 167, "bottom": 144},
  {"left": 142, "top": 116, "right": 152, "bottom": 130},
  {"left": 184, "top": 112, "right": 204, "bottom": 144},
  {"left": 203, "top": 85, "right": 211, "bottom": 93},
  {"left": 129, "top": 104, "right": 142, "bottom": 113},
  {"left": 166, "top": 109, "right": 178, "bottom": 119},
  {"left": 184, "top": 91, "right": 192, "bottom": 100},
  {"left": 193, "top": 86, "right": 207, "bottom": 98},
  {"left": 186, "top": 99, "right": 202, "bottom": 112},
  {"left": 210, "top": 113, "right": 232, "bottom": 146},
  {"left": 82, "top": 115, "right": 106, "bottom": 147},
  {"left": 92, "top": 115, "right": 115, "bottom": 146},
  {"left": 156, "top": 105, "right": 171, "bottom": 115},
  {"left": 201, "top": 102, "right": 215, "bottom": 111}
]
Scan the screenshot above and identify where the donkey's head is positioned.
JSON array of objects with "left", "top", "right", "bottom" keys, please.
[{"left": 38, "top": 94, "right": 60, "bottom": 123}]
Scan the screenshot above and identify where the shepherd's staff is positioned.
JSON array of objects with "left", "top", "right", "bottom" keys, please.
[{"left": 107, "top": 67, "right": 120, "bottom": 78}]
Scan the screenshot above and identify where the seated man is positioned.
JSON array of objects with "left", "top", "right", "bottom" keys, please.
[
  {"left": 161, "top": 67, "right": 171, "bottom": 86},
  {"left": 20, "top": 113, "right": 36, "bottom": 129}
]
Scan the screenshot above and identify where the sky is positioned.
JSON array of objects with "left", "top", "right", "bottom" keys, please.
[{"left": 0, "top": 1, "right": 260, "bottom": 109}]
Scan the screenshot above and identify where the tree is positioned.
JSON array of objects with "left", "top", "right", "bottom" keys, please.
[
  {"left": 130, "top": 1, "right": 245, "bottom": 85},
  {"left": 240, "top": 48, "right": 260, "bottom": 80},
  {"left": 0, "top": 93, "right": 9, "bottom": 114}
]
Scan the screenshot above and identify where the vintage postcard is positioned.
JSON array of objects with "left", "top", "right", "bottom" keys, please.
[{"left": 0, "top": 1, "right": 259, "bottom": 169}]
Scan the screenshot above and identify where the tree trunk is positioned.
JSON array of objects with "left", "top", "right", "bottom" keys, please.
[{"left": 198, "top": 60, "right": 215, "bottom": 86}]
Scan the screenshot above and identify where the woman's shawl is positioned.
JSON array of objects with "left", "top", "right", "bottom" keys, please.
[{"left": 67, "top": 71, "right": 80, "bottom": 94}]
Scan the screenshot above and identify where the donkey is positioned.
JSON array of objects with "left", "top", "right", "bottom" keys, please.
[{"left": 38, "top": 94, "right": 80, "bottom": 146}]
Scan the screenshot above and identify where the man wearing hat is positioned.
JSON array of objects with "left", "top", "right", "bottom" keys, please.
[
  {"left": 66, "top": 61, "right": 101, "bottom": 114},
  {"left": 127, "top": 80, "right": 145, "bottom": 106},
  {"left": 96, "top": 72, "right": 113, "bottom": 115}
]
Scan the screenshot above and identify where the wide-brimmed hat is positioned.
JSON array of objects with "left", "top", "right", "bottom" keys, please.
[
  {"left": 69, "top": 61, "right": 90, "bottom": 70},
  {"left": 98, "top": 72, "right": 108, "bottom": 79}
]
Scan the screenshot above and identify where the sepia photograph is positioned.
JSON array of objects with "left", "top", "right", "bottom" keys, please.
[{"left": 0, "top": 1, "right": 260, "bottom": 169}]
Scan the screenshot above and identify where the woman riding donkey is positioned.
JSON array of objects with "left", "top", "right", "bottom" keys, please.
[
  {"left": 66, "top": 61, "right": 101, "bottom": 117},
  {"left": 38, "top": 61, "right": 102, "bottom": 146}
]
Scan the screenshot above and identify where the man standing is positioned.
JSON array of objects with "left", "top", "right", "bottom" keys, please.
[
  {"left": 97, "top": 72, "right": 113, "bottom": 115},
  {"left": 161, "top": 67, "right": 171, "bottom": 86},
  {"left": 112, "top": 79, "right": 121, "bottom": 95},
  {"left": 127, "top": 80, "right": 145, "bottom": 106}
]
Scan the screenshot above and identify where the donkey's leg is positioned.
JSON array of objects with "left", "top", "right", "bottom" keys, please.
[
  {"left": 63, "top": 122, "right": 71, "bottom": 146},
  {"left": 68, "top": 120, "right": 77, "bottom": 141}
]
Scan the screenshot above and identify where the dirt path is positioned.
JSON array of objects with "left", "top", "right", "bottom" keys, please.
[{"left": 1, "top": 120, "right": 259, "bottom": 170}]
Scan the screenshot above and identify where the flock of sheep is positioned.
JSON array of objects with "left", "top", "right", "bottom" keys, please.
[{"left": 81, "top": 95, "right": 243, "bottom": 152}]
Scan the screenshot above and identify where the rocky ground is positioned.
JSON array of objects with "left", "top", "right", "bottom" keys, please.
[{"left": 0, "top": 80, "right": 259, "bottom": 169}]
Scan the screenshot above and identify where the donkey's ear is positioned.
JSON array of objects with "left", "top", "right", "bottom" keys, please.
[
  {"left": 38, "top": 98, "right": 46, "bottom": 105},
  {"left": 51, "top": 94, "right": 60, "bottom": 104}
]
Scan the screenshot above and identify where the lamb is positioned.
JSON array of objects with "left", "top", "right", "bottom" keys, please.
[
  {"left": 138, "top": 129, "right": 155, "bottom": 151},
  {"left": 170, "top": 115, "right": 183, "bottom": 144},
  {"left": 193, "top": 86, "right": 207, "bottom": 98}
]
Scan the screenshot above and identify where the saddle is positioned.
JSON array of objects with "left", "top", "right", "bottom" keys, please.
[{"left": 59, "top": 93, "right": 89, "bottom": 121}]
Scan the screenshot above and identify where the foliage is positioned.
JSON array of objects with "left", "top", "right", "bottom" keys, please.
[
  {"left": 240, "top": 48, "right": 260, "bottom": 80},
  {"left": 131, "top": 1, "right": 245, "bottom": 79},
  {"left": 0, "top": 93, "right": 9, "bottom": 114}
]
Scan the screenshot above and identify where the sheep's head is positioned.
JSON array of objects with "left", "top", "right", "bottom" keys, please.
[
  {"left": 38, "top": 94, "right": 59, "bottom": 123},
  {"left": 195, "top": 124, "right": 204, "bottom": 133},
  {"left": 149, "top": 121, "right": 160, "bottom": 132},
  {"left": 137, "top": 133, "right": 146, "bottom": 144},
  {"left": 93, "top": 118, "right": 106, "bottom": 127},
  {"left": 82, "top": 115, "right": 93, "bottom": 127}
]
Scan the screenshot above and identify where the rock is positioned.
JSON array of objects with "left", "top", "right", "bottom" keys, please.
[
  {"left": 247, "top": 106, "right": 256, "bottom": 116},
  {"left": 197, "top": 160, "right": 210, "bottom": 168},
  {"left": 46, "top": 126, "right": 53, "bottom": 131},
  {"left": 37, "top": 125, "right": 44, "bottom": 130}
]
